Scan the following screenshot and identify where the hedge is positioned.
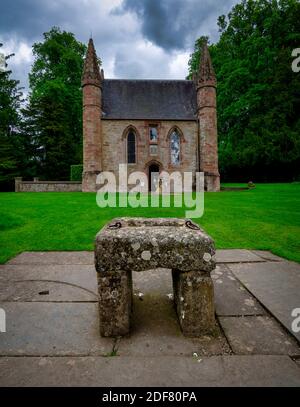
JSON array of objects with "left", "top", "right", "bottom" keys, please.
[{"left": 70, "top": 165, "right": 83, "bottom": 182}]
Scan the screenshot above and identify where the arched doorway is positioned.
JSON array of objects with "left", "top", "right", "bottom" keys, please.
[{"left": 148, "top": 163, "right": 160, "bottom": 192}]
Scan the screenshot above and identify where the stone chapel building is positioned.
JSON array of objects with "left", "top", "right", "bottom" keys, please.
[{"left": 81, "top": 39, "right": 220, "bottom": 192}]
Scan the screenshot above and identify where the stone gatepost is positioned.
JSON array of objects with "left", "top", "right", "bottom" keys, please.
[
  {"left": 15, "top": 177, "right": 22, "bottom": 192},
  {"left": 95, "top": 217, "right": 216, "bottom": 337}
]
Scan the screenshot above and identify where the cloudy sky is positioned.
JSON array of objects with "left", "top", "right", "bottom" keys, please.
[{"left": 0, "top": 0, "right": 238, "bottom": 93}]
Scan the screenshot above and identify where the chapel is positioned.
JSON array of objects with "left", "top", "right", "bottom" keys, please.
[{"left": 81, "top": 38, "right": 220, "bottom": 192}]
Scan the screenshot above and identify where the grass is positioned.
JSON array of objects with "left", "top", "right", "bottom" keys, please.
[{"left": 0, "top": 183, "right": 299, "bottom": 264}]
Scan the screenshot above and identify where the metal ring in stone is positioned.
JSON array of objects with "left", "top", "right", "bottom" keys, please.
[
  {"left": 108, "top": 222, "right": 122, "bottom": 229},
  {"left": 185, "top": 220, "right": 200, "bottom": 230}
]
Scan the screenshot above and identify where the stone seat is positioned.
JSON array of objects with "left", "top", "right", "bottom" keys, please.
[{"left": 95, "top": 217, "right": 216, "bottom": 337}]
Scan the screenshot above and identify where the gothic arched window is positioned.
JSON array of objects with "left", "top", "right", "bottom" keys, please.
[
  {"left": 127, "top": 130, "right": 136, "bottom": 164},
  {"left": 170, "top": 129, "right": 180, "bottom": 165}
]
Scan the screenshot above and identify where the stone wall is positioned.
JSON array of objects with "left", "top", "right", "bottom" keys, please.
[
  {"left": 15, "top": 178, "right": 82, "bottom": 192},
  {"left": 101, "top": 119, "right": 199, "bottom": 189}
]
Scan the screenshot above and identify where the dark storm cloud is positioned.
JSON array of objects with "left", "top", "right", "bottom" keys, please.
[
  {"left": 0, "top": 0, "right": 130, "bottom": 46},
  {"left": 0, "top": 0, "right": 73, "bottom": 40},
  {"left": 0, "top": 0, "right": 140, "bottom": 89},
  {"left": 0, "top": 0, "right": 239, "bottom": 90},
  {"left": 115, "top": 0, "right": 236, "bottom": 50}
]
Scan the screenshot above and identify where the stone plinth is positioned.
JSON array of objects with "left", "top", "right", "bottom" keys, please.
[{"left": 95, "top": 217, "right": 216, "bottom": 337}]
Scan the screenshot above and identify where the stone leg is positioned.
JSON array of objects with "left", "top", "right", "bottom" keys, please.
[
  {"left": 97, "top": 270, "right": 132, "bottom": 337},
  {"left": 172, "top": 269, "right": 215, "bottom": 336}
]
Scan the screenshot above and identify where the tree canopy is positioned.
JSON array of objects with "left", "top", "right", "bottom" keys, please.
[
  {"left": 189, "top": 0, "right": 300, "bottom": 181},
  {"left": 23, "top": 27, "right": 86, "bottom": 180},
  {"left": 0, "top": 44, "right": 24, "bottom": 185}
]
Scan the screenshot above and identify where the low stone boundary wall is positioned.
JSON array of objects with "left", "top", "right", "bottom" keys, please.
[{"left": 15, "top": 177, "right": 82, "bottom": 192}]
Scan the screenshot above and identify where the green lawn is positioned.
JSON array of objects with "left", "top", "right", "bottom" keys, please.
[{"left": 0, "top": 183, "right": 299, "bottom": 264}]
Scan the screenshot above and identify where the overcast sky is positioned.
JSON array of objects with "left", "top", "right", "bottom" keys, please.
[{"left": 0, "top": 0, "right": 238, "bottom": 94}]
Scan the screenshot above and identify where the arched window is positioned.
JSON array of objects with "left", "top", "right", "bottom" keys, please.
[
  {"left": 170, "top": 129, "right": 180, "bottom": 165},
  {"left": 127, "top": 130, "right": 136, "bottom": 164}
]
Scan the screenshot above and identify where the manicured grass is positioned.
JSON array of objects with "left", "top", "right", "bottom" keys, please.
[{"left": 0, "top": 183, "right": 299, "bottom": 264}]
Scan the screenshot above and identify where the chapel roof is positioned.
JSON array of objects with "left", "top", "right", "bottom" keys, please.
[{"left": 101, "top": 79, "right": 197, "bottom": 121}]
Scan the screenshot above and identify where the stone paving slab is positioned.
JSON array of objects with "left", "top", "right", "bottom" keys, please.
[
  {"left": 0, "top": 264, "right": 97, "bottom": 302},
  {"left": 215, "top": 249, "right": 264, "bottom": 263},
  {"left": 211, "top": 265, "right": 265, "bottom": 316},
  {"left": 116, "top": 296, "right": 230, "bottom": 356},
  {"left": 0, "top": 280, "right": 97, "bottom": 302},
  {"left": 1, "top": 249, "right": 300, "bottom": 387},
  {"left": 251, "top": 250, "right": 285, "bottom": 262},
  {"left": 228, "top": 261, "right": 300, "bottom": 342},
  {"left": 0, "top": 355, "right": 300, "bottom": 387},
  {"left": 0, "top": 302, "right": 113, "bottom": 356},
  {"left": 219, "top": 316, "right": 300, "bottom": 355},
  {"left": 134, "top": 266, "right": 265, "bottom": 317},
  {"left": 8, "top": 251, "right": 94, "bottom": 265}
]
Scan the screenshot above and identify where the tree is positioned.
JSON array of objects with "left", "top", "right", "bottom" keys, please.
[
  {"left": 26, "top": 27, "right": 86, "bottom": 180},
  {"left": 188, "top": 36, "right": 209, "bottom": 77},
  {"left": 0, "top": 43, "right": 24, "bottom": 186},
  {"left": 188, "top": 0, "right": 300, "bottom": 181}
]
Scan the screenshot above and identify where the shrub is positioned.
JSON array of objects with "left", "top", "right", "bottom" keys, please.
[{"left": 70, "top": 165, "right": 83, "bottom": 181}]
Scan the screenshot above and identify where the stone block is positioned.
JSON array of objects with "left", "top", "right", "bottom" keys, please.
[
  {"left": 172, "top": 270, "right": 215, "bottom": 336},
  {"left": 97, "top": 269, "right": 132, "bottom": 337},
  {"left": 95, "top": 217, "right": 216, "bottom": 273},
  {"left": 95, "top": 217, "right": 216, "bottom": 337}
]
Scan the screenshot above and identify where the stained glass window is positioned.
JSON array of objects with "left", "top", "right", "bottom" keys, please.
[
  {"left": 127, "top": 131, "right": 136, "bottom": 163},
  {"left": 170, "top": 130, "right": 180, "bottom": 165}
]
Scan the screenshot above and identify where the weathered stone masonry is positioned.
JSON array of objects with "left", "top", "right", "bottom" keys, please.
[
  {"left": 196, "top": 43, "right": 220, "bottom": 192},
  {"left": 82, "top": 39, "right": 220, "bottom": 192},
  {"left": 95, "top": 218, "right": 216, "bottom": 337},
  {"left": 101, "top": 120, "right": 198, "bottom": 185},
  {"left": 81, "top": 39, "right": 103, "bottom": 192},
  {"left": 15, "top": 177, "right": 82, "bottom": 192}
]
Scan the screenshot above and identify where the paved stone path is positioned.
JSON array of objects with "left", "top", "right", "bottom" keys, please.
[{"left": 0, "top": 249, "right": 300, "bottom": 386}]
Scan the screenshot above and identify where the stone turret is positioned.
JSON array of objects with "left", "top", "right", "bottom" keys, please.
[
  {"left": 196, "top": 41, "right": 220, "bottom": 191},
  {"left": 81, "top": 38, "right": 102, "bottom": 192}
]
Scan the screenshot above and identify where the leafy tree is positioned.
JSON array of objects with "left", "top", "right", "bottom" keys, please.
[
  {"left": 26, "top": 27, "right": 86, "bottom": 180},
  {"left": 188, "top": 36, "right": 209, "bottom": 77},
  {"left": 0, "top": 44, "right": 24, "bottom": 186},
  {"left": 189, "top": 0, "right": 300, "bottom": 181}
]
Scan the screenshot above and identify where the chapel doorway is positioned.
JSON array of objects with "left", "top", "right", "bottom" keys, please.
[{"left": 148, "top": 163, "right": 160, "bottom": 192}]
